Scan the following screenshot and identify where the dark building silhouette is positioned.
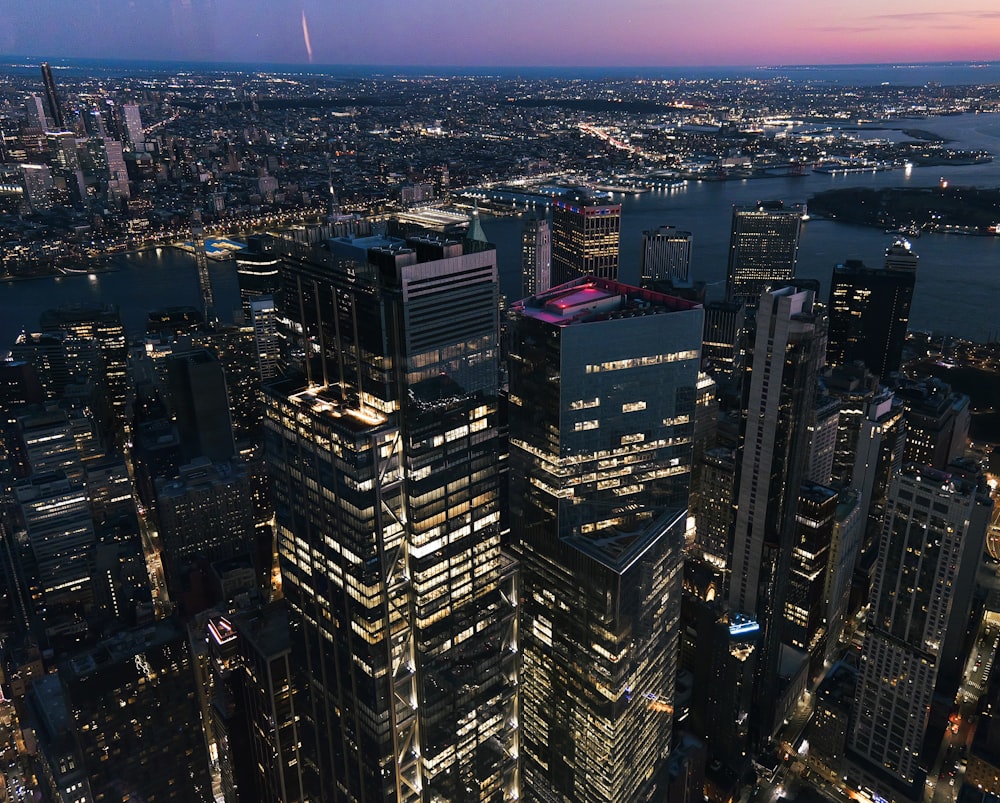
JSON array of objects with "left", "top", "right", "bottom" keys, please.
[
  {"left": 166, "top": 347, "right": 235, "bottom": 462},
  {"left": 60, "top": 621, "right": 213, "bottom": 802},
  {"left": 826, "top": 241, "right": 917, "bottom": 381},
  {"left": 40, "top": 62, "right": 65, "bottom": 130}
]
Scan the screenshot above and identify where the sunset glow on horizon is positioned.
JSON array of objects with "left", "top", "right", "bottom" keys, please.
[{"left": 1, "top": 0, "right": 999, "bottom": 67}]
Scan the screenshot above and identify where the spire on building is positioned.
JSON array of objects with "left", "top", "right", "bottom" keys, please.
[{"left": 467, "top": 203, "right": 489, "bottom": 243}]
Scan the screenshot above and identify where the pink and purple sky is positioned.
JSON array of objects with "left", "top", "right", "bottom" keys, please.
[{"left": 1, "top": 0, "right": 999, "bottom": 67}]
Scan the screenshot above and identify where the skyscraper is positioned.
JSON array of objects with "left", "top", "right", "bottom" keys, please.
[
  {"left": 14, "top": 471, "right": 96, "bottom": 642},
  {"left": 24, "top": 94, "right": 48, "bottom": 131},
  {"left": 520, "top": 212, "right": 551, "bottom": 297},
  {"left": 725, "top": 201, "right": 803, "bottom": 311},
  {"left": 550, "top": 194, "right": 621, "bottom": 285},
  {"left": 263, "top": 233, "right": 518, "bottom": 801},
  {"left": 40, "top": 303, "right": 129, "bottom": 448},
  {"left": 728, "top": 284, "right": 826, "bottom": 745},
  {"left": 40, "top": 63, "right": 65, "bottom": 131},
  {"left": 166, "top": 347, "right": 236, "bottom": 463},
  {"left": 848, "top": 464, "right": 992, "bottom": 798},
  {"left": 826, "top": 241, "right": 917, "bottom": 381},
  {"left": 121, "top": 102, "right": 144, "bottom": 148},
  {"left": 509, "top": 277, "right": 702, "bottom": 802},
  {"left": 640, "top": 225, "right": 693, "bottom": 284},
  {"left": 250, "top": 296, "right": 280, "bottom": 382}
]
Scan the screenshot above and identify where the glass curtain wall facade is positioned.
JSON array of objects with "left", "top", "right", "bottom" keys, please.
[
  {"left": 509, "top": 277, "right": 702, "bottom": 802},
  {"left": 263, "top": 236, "right": 517, "bottom": 802}
]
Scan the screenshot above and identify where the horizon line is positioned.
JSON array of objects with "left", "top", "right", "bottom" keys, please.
[{"left": 2, "top": 54, "right": 999, "bottom": 73}]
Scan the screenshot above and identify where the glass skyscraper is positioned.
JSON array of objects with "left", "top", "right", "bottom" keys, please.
[
  {"left": 826, "top": 241, "right": 917, "bottom": 381},
  {"left": 508, "top": 277, "right": 702, "bottom": 802},
  {"left": 263, "top": 234, "right": 518, "bottom": 802}
]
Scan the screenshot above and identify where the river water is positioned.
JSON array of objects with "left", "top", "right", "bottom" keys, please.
[{"left": 2, "top": 112, "right": 999, "bottom": 347}]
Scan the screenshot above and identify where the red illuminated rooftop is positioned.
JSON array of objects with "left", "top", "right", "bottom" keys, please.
[{"left": 513, "top": 276, "right": 701, "bottom": 326}]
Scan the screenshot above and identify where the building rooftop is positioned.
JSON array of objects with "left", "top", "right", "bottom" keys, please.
[{"left": 514, "top": 276, "right": 700, "bottom": 327}]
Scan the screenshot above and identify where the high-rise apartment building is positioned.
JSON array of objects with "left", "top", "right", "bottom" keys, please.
[
  {"left": 263, "top": 234, "right": 518, "bottom": 801},
  {"left": 826, "top": 242, "right": 917, "bottom": 381},
  {"left": 725, "top": 201, "right": 803, "bottom": 311},
  {"left": 509, "top": 277, "right": 702, "bottom": 802},
  {"left": 520, "top": 213, "right": 551, "bottom": 297},
  {"left": 729, "top": 284, "right": 826, "bottom": 744},
  {"left": 640, "top": 225, "right": 693, "bottom": 284},
  {"left": 848, "top": 464, "right": 992, "bottom": 799},
  {"left": 550, "top": 195, "right": 621, "bottom": 285}
]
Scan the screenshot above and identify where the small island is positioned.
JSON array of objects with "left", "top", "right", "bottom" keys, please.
[{"left": 809, "top": 186, "right": 1000, "bottom": 235}]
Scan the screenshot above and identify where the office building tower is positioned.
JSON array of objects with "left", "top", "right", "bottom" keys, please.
[
  {"left": 729, "top": 284, "right": 825, "bottom": 745},
  {"left": 155, "top": 458, "right": 255, "bottom": 586},
  {"left": 784, "top": 482, "right": 837, "bottom": 671},
  {"left": 937, "top": 458, "right": 992, "bottom": 693},
  {"left": 60, "top": 621, "right": 213, "bottom": 802},
  {"left": 11, "top": 331, "right": 101, "bottom": 402},
  {"left": 263, "top": 233, "right": 518, "bottom": 801},
  {"left": 40, "top": 63, "right": 65, "bottom": 130},
  {"left": 25, "top": 94, "right": 48, "bottom": 130},
  {"left": 822, "top": 364, "right": 881, "bottom": 486},
  {"left": 11, "top": 407, "right": 86, "bottom": 483},
  {"left": 701, "top": 299, "right": 744, "bottom": 383},
  {"left": 191, "top": 326, "right": 265, "bottom": 440},
  {"left": 848, "top": 464, "right": 993, "bottom": 798},
  {"left": 520, "top": 213, "right": 551, "bottom": 297},
  {"left": 812, "top": 662, "right": 858, "bottom": 771},
  {"left": 166, "top": 347, "right": 236, "bottom": 462},
  {"left": 691, "top": 446, "right": 736, "bottom": 590},
  {"left": 805, "top": 393, "right": 841, "bottom": 486},
  {"left": 640, "top": 225, "right": 693, "bottom": 284},
  {"left": 509, "top": 277, "right": 702, "bottom": 802},
  {"left": 40, "top": 303, "right": 129, "bottom": 446},
  {"left": 233, "top": 605, "right": 305, "bottom": 803},
  {"left": 822, "top": 491, "right": 863, "bottom": 660},
  {"left": 891, "top": 377, "right": 969, "bottom": 471},
  {"left": 24, "top": 675, "right": 96, "bottom": 803},
  {"left": 20, "top": 163, "right": 54, "bottom": 211},
  {"left": 725, "top": 201, "right": 803, "bottom": 311},
  {"left": 236, "top": 233, "right": 282, "bottom": 322},
  {"left": 14, "top": 471, "right": 96, "bottom": 642},
  {"left": 121, "top": 102, "right": 144, "bottom": 147},
  {"left": 884, "top": 239, "right": 919, "bottom": 272},
  {"left": 679, "top": 597, "right": 758, "bottom": 773},
  {"left": 826, "top": 244, "right": 917, "bottom": 381},
  {"left": 550, "top": 194, "right": 621, "bottom": 285},
  {"left": 250, "top": 296, "right": 280, "bottom": 382}
]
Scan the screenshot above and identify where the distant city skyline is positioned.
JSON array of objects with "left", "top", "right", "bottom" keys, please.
[{"left": 2, "top": 0, "right": 999, "bottom": 68}]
